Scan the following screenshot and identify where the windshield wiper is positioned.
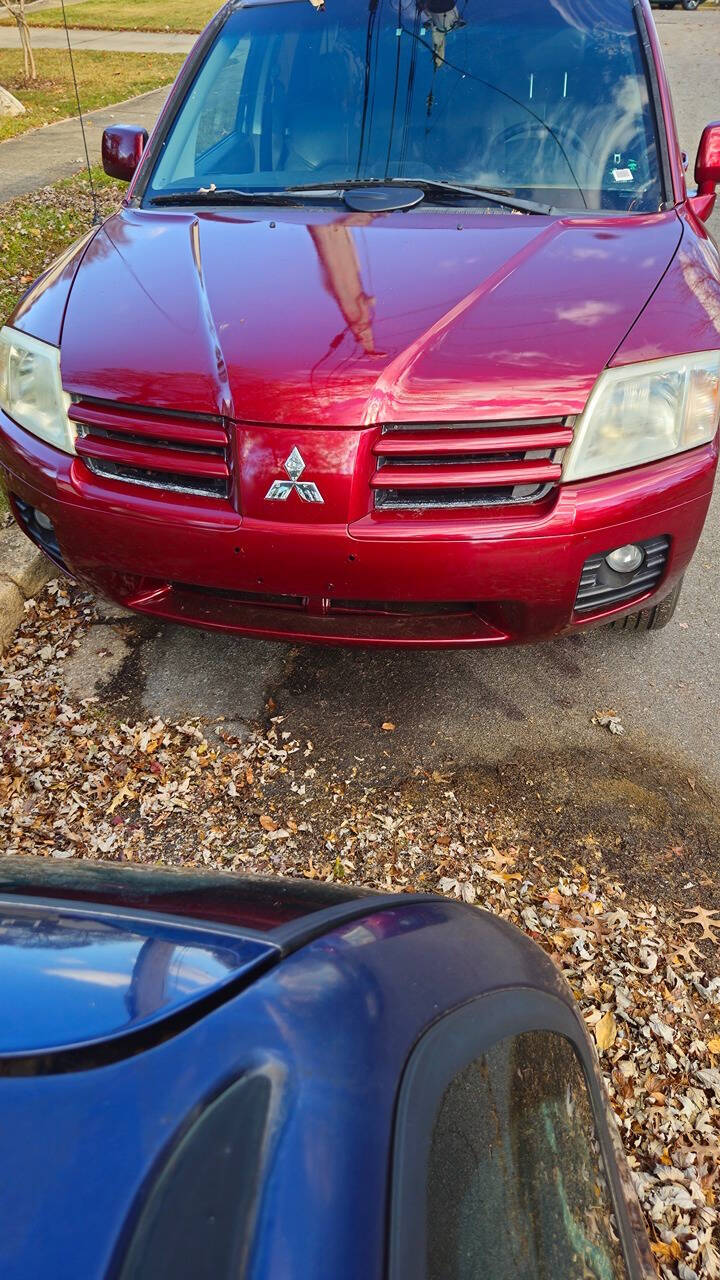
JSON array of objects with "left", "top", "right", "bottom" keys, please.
[
  {"left": 149, "top": 187, "right": 303, "bottom": 207},
  {"left": 282, "top": 178, "right": 557, "bottom": 216},
  {"left": 150, "top": 178, "right": 556, "bottom": 216}
]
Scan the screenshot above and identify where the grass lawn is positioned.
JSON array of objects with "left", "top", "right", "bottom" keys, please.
[
  {"left": 0, "top": 167, "right": 124, "bottom": 517},
  {"left": 21, "top": 0, "right": 219, "bottom": 33},
  {"left": 0, "top": 48, "right": 184, "bottom": 142}
]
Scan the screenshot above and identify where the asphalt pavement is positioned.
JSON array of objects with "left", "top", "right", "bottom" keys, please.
[
  {"left": 0, "top": 26, "right": 194, "bottom": 52},
  {"left": 0, "top": 87, "right": 171, "bottom": 202},
  {"left": 9, "top": 10, "right": 720, "bottom": 859}
]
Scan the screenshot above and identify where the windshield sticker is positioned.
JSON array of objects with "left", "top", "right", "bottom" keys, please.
[{"left": 612, "top": 168, "right": 634, "bottom": 183}]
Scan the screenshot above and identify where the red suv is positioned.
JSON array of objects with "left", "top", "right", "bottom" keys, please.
[{"left": 2, "top": 0, "right": 720, "bottom": 648}]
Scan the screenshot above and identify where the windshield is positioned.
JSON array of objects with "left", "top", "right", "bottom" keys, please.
[{"left": 145, "top": 0, "right": 663, "bottom": 213}]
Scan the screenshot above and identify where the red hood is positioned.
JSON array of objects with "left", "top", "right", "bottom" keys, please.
[{"left": 59, "top": 206, "right": 681, "bottom": 426}]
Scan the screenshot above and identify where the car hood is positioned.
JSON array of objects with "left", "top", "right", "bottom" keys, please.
[{"left": 59, "top": 206, "right": 682, "bottom": 426}]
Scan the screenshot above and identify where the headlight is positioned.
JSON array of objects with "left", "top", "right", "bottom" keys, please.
[
  {"left": 0, "top": 326, "right": 75, "bottom": 455},
  {"left": 563, "top": 351, "right": 720, "bottom": 483}
]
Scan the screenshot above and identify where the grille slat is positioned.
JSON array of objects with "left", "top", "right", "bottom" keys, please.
[
  {"left": 371, "top": 460, "right": 562, "bottom": 491},
  {"left": 75, "top": 435, "right": 229, "bottom": 482},
  {"left": 374, "top": 425, "right": 573, "bottom": 458},
  {"left": 68, "top": 403, "right": 228, "bottom": 448},
  {"left": 71, "top": 399, "right": 231, "bottom": 501},
  {"left": 373, "top": 418, "right": 572, "bottom": 510}
]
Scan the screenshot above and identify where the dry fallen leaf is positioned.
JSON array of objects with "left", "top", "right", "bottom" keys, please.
[
  {"left": 595, "top": 1009, "right": 618, "bottom": 1052},
  {"left": 683, "top": 906, "right": 720, "bottom": 944},
  {"left": 381, "top": 722, "right": 396, "bottom": 732},
  {"left": 651, "top": 1239, "right": 683, "bottom": 1264},
  {"left": 592, "top": 711, "right": 625, "bottom": 736},
  {"left": 259, "top": 814, "right": 278, "bottom": 831}
]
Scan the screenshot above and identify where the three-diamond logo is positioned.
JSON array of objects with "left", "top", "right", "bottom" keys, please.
[{"left": 265, "top": 447, "right": 324, "bottom": 504}]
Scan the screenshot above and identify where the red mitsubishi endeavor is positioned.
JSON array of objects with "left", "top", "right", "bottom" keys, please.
[{"left": 2, "top": 0, "right": 720, "bottom": 648}]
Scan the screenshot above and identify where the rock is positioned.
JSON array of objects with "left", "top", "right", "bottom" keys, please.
[
  {"left": 0, "top": 579, "right": 23, "bottom": 652},
  {"left": 0, "top": 87, "right": 26, "bottom": 118},
  {"left": 0, "top": 524, "right": 52, "bottom": 598}
]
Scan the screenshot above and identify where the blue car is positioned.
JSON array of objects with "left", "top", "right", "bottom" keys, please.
[{"left": 0, "top": 859, "right": 654, "bottom": 1279}]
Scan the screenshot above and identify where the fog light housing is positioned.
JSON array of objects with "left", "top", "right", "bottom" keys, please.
[
  {"left": 575, "top": 535, "right": 670, "bottom": 615},
  {"left": 605, "top": 544, "right": 645, "bottom": 574},
  {"left": 11, "top": 495, "right": 68, "bottom": 572}
]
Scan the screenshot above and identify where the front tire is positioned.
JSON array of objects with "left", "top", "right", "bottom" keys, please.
[{"left": 608, "top": 579, "right": 683, "bottom": 632}]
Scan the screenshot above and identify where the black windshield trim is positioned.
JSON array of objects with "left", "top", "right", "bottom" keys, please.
[{"left": 632, "top": 0, "right": 672, "bottom": 208}]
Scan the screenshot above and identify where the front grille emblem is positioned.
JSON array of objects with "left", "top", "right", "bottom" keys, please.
[{"left": 265, "top": 447, "right": 324, "bottom": 504}]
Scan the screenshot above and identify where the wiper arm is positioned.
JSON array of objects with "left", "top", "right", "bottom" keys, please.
[
  {"left": 149, "top": 187, "right": 302, "bottom": 207},
  {"left": 282, "top": 178, "right": 557, "bottom": 216},
  {"left": 149, "top": 179, "right": 556, "bottom": 216}
]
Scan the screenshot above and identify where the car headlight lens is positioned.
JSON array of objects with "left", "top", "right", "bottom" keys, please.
[
  {"left": 563, "top": 351, "right": 720, "bottom": 483},
  {"left": 0, "top": 326, "right": 75, "bottom": 455}
]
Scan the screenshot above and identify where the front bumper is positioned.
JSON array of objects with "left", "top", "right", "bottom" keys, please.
[{"left": 1, "top": 411, "right": 716, "bottom": 647}]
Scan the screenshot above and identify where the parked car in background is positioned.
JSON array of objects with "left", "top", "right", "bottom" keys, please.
[
  {"left": 0, "top": 858, "right": 655, "bottom": 1279},
  {"left": 2, "top": 0, "right": 720, "bottom": 648},
  {"left": 654, "top": 2, "right": 704, "bottom": 11}
]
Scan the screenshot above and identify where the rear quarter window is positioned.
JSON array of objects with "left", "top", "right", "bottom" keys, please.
[
  {"left": 427, "top": 1031, "right": 628, "bottom": 1280},
  {"left": 389, "top": 995, "right": 641, "bottom": 1280}
]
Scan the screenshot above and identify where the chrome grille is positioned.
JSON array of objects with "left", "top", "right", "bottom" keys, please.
[
  {"left": 372, "top": 418, "right": 573, "bottom": 510},
  {"left": 71, "top": 399, "right": 231, "bottom": 500}
]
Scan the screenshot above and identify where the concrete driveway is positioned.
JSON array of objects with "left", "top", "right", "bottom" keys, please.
[{"left": 55, "top": 8, "right": 720, "bottom": 876}]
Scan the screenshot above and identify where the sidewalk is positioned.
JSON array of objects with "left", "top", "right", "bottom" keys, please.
[
  {"left": 0, "top": 85, "right": 170, "bottom": 202},
  {"left": 0, "top": 26, "right": 194, "bottom": 53}
]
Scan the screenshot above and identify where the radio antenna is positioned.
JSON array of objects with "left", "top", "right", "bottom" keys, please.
[{"left": 60, "top": 0, "right": 102, "bottom": 225}]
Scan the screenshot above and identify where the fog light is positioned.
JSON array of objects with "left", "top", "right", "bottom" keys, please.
[
  {"left": 605, "top": 544, "right": 644, "bottom": 574},
  {"left": 34, "top": 509, "right": 53, "bottom": 531}
]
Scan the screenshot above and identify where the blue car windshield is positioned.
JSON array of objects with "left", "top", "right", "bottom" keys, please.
[{"left": 145, "top": 0, "right": 663, "bottom": 212}]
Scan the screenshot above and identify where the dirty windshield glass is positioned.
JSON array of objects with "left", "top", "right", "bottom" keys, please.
[
  {"left": 146, "top": 0, "right": 662, "bottom": 212},
  {"left": 426, "top": 1030, "right": 629, "bottom": 1279}
]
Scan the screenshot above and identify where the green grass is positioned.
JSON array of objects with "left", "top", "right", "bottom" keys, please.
[
  {"left": 22, "top": 0, "right": 219, "bottom": 33},
  {"left": 0, "top": 48, "right": 184, "bottom": 142},
  {"left": 0, "top": 166, "right": 124, "bottom": 328}
]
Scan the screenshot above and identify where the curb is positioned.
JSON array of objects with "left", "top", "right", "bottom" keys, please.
[{"left": 0, "top": 522, "right": 53, "bottom": 655}]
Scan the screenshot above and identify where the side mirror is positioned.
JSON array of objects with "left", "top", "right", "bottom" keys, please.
[
  {"left": 101, "top": 125, "right": 149, "bottom": 182},
  {"left": 691, "top": 121, "right": 720, "bottom": 221}
]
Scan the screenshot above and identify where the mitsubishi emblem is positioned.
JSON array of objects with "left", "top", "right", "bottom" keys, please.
[{"left": 265, "top": 447, "right": 324, "bottom": 504}]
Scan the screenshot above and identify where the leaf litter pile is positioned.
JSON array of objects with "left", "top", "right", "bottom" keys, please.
[{"left": 1, "top": 582, "right": 719, "bottom": 1279}]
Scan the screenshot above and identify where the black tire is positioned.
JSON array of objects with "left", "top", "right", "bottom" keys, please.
[
  {"left": 608, "top": 579, "right": 683, "bottom": 632},
  {"left": 682, "top": 0, "right": 701, "bottom": 9}
]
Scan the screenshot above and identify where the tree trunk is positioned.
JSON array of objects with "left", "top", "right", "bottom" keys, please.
[
  {"left": 0, "top": 2, "right": 38, "bottom": 83},
  {"left": 0, "top": 84, "right": 26, "bottom": 116},
  {"left": 18, "top": 19, "right": 37, "bottom": 81}
]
